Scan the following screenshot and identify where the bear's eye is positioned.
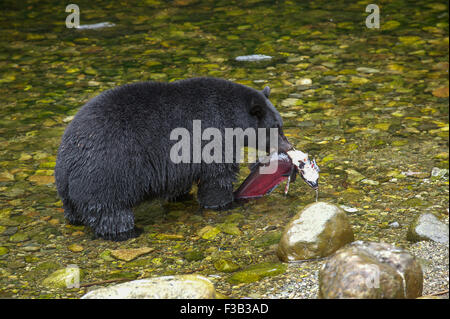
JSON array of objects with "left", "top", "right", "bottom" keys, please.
[{"left": 250, "top": 104, "right": 265, "bottom": 119}]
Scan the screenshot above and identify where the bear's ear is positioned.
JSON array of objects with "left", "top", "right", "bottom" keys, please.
[
  {"left": 250, "top": 103, "right": 265, "bottom": 119},
  {"left": 262, "top": 86, "right": 270, "bottom": 98}
]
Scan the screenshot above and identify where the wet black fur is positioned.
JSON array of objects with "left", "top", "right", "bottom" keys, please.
[{"left": 55, "top": 77, "right": 284, "bottom": 241}]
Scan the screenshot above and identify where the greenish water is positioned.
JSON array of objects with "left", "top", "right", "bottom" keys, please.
[{"left": 0, "top": 0, "right": 448, "bottom": 298}]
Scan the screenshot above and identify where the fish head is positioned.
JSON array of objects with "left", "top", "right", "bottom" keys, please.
[
  {"left": 298, "top": 159, "right": 320, "bottom": 189},
  {"left": 287, "top": 150, "right": 320, "bottom": 189}
]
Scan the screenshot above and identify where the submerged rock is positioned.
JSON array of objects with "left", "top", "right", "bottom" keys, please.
[
  {"left": 235, "top": 54, "right": 272, "bottom": 62},
  {"left": 0, "top": 247, "right": 9, "bottom": 256},
  {"left": 76, "top": 22, "right": 115, "bottom": 30},
  {"left": 277, "top": 202, "right": 354, "bottom": 261},
  {"left": 197, "top": 226, "right": 221, "bottom": 240},
  {"left": 110, "top": 247, "right": 154, "bottom": 262},
  {"left": 81, "top": 275, "right": 216, "bottom": 299},
  {"left": 319, "top": 241, "right": 423, "bottom": 299},
  {"left": 68, "top": 244, "right": 84, "bottom": 252},
  {"left": 184, "top": 250, "right": 205, "bottom": 262},
  {"left": 407, "top": 213, "right": 449, "bottom": 244},
  {"left": 228, "top": 262, "right": 287, "bottom": 284},
  {"left": 214, "top": 259, "right": 240, "bottom": 273},
  {"left": 42, "top": 266, "right": 84, "bottom": 289},
  {"left": 431, "top": 167, "right": 449, "bottom": 180},
  {"left": 9, "top": 232, "right": 30, "bottom": 243}
]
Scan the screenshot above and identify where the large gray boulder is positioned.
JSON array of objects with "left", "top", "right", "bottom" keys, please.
[
  {"left": 407, "top": 213, "right": 449, "bottom": 244},
  {"left": 319, "top": 241, "right": 423, "bottom": 299},
  {"left": 277, "top": 202, "right": 354, "bottom": 261}
]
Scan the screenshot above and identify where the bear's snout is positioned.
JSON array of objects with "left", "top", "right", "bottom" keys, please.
[{"left": 267, "top": 130, "right": 292, "bottom": 154}]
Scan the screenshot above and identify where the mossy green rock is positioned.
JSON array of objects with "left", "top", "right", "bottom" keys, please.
[
  {"left": 99, "top": 250, "right": 114, "bottom": 261},
  {"left": 228, "top": 262, "right": 287, "bottom": 284},
  {"left": 407, "top": 213, "right": 449, "bottom": 244},
  {"left": 82, "top": 275, "right": 216, "bottom": 299},
  {"left": 184, "top": 250, "right": 205, "bottom": 262},
  {"left": 197, "top": 226, "right": 221, "bottom": 240},
  {"left": 214, "top": 259, "right": 240, "bottom": 273},
  {"left": 9, "top": 232, "right": 30, "bottom": 243},
  {"left": 254, "top": 232, "right": 282, "bottom": 247},
  {"left": 319, "top": 241, "right": 423, "bottom": 299},
  {"left": 277, "top": 202, "right": 354, "bottom": 261},
  {"left": 0, "top": 247, "right": 9, "bottom": 256},
  {"left": 218, "top": 223, "right": 241, "bottom": 236},
  {"left": 42, "top": 266, "right": 85, "bottom": 289}
]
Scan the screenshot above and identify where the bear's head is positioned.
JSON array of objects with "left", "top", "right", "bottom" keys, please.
[{"left": 247, "top": 86, "right": 292, "bottom": 154}]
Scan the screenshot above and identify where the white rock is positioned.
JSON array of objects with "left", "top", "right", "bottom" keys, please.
[
  {"left": 235, "top": 54, "right": 272, "bottom": 62},
  {"left": 408, "top": 213, "right": 449, "bottom": 244},
  {"left": 81, "top": 275, "right": 216, "bottom": 299},
  {"left": 340, "top": 205, "right": 358, "bottom": 213},
  {"left": 296, "top": 78, "right": 312, "bottom": 86},
  {"left": 76, "top": 22, "right": 115, "bottom": 30}
]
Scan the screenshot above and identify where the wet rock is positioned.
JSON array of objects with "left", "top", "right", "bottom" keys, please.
[
  {"left": 99, "top": 250, "right": 114, "bottom": 261},
  {"left": 254, "top": 231, "right": 282, "bottom": 247},
  {"left": 235, "top": 54, "right": 272, "bottom": 62},
  {"left": 356, "top": 67, "right": 379, "bottom": 74},
  {"left": 350, "top": 76, "right": 370, "bottom": 85},
  {"left": 217, "top": 223, "right": 241, "bottom": 236},
  {"left": 214, "top": 259, "right": 240, "bottom": 273},
  {"left": 0, "top": 247, "right": 9, "bottom": 256},
  {"left": 82, "top": 275, "right": 216, "bottom": 299},
  {"left": 345, "top": 169, "right": 366, "bottom": 184},
  {"left": 76, "top": 22, "right": 115, "bottom": 30},
  {"left": 28, "top": 175, "right": 54, "bottom": 185},
  {"left": 281, "top": 98, "right": 300, "bottom": 107},
  {"left": 156, "top": 233, "right": 184, "bottom": 240},
  {"left": 432, "top": 87, "right": 449, "bottom": 98},
  {"left": 68, "top": 244, "right": 84, "bottom": 252},
  {"left": 63, "top": 116, "right": 74, "bottom": 123},
  {"left": 361, "top": 178, "right": 379, "bottom": 186},
  {"left": 319, "top": 241, "right": 423, "bottom": 299},
  {"left": 22, "top": 243, "right": 40, "bottom": 252},
  {"left": 389, "top": 222, "right": 400, "bottom": 228},
  {"left": 407, "top": 213, "right": 449, "bottom": 244},
  {"left": 228, "top": 262, "right": 287, "bottom": 284},
  {"left": 110, "top": 247, "right": 154, "bottom": 262},
  {"left": 398, "top": 36, "right": 424, "bottom": 46},
  {"left": 431, "top": 167, "right": 448, "bottom": 180},
  {"left": 383, "top": 20, "right": 401, "bottom": 30},
  {"left": 340, "top": 205, "right": 358, "bottom": 213},
  {"left": 184, "top": 250, "right": 205, "bottom": 262},
  {"left": 295, "top": 78, "right": 312, "bottom": 86},
  {"left": 197, "top": 226, "right": 221, "bottom": 240},
  {"left": 277, "top": 202, "right": 354, "bottom": 261},
  {"left": 8, "top": 260, "right": 26, "bottom": 269},
  {"left": 42, "top": 266, "right": 84, "bottom": 289},
  {"left": 0, "top": 171, "right": 14, "bottom": 182},
  {"left": 9, "top": 232, "right": 30, "bottom": 243}
]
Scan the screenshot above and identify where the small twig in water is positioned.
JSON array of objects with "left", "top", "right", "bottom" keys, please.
[{"left": 429, "top": 289, "right": 449, "bottom": 296}]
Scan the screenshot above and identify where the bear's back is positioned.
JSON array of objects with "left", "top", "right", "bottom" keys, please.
[{"left": 71, "top": 77, "right": 257, "bottom": 135}]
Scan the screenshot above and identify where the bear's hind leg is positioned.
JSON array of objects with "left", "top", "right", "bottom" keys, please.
[
  {"left": 62, "top": 198, "right": 84, "bottom": 226},
  {"left": 91, "top": 207, "right": 139, "bottom": 241}
]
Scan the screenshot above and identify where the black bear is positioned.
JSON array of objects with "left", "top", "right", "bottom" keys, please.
[{"left": 55, "top": 77, "right": 291, "bottom": 241}]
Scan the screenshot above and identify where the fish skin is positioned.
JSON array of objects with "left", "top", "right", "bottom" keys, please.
[{"left": 234, "top": 154, "right": 295, "bottom": 199}]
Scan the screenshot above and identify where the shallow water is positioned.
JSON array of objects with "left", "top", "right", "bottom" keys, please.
[{"left": 0, "top": 0, "right": 448, "bottom": 298}]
